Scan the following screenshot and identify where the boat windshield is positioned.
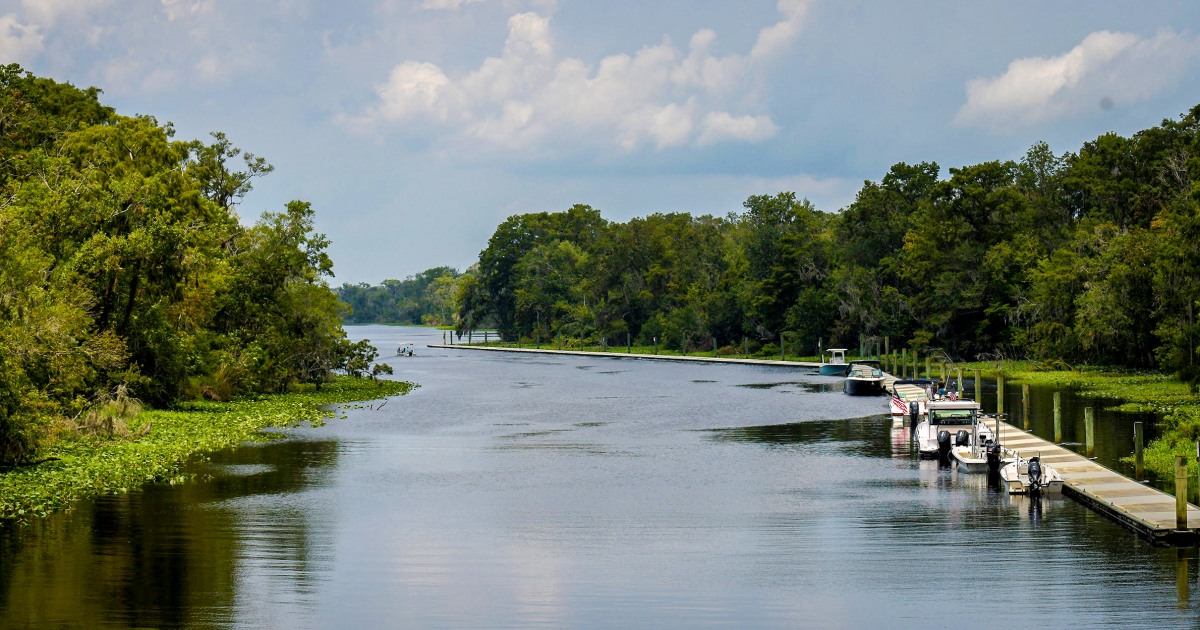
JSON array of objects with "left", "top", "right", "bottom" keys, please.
[{"left": 930, "top": 409, "right": 976, "bottom": 425}]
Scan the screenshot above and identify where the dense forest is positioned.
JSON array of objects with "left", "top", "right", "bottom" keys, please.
[
  {"left": 373, "top": 104, "right": 1200, "bottom": 381},
  {"left": 0, "top": 66, "right": 383, "bottom": 465},
  {"left": 337, "top": 266, "right": 459, "bottom": 325}
]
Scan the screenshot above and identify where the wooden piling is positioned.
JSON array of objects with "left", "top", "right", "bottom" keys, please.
[
  {"left": 997, "top": 370, "right": 1005, "bottom": 415},
  {"left": 1085, "top": 407, "right": 1095, "bottom": 458},
  {"left": 1022, "top": 384, "right": 1031, "bottom": 430},
  {"left": 1134, "top": 422, "right": 1144, "bottom": 480},
  {"left": 1054, "top": 392, "right": 1062, "bottom": 443},
  {"left": 1176, "top": 456, "right": 1188, "bottom": 530},
  {"left": 974, "top": 368, "right": 981, "bottom": 403}
]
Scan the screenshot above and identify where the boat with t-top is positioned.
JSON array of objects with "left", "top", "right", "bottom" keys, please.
[{"left": 914, "top": 399, "right": 996, "bottom": 460}]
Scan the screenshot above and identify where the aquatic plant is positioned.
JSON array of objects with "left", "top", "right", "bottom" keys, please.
[{"left": 0, "top": 377, "right": 414, "bottom": 524}]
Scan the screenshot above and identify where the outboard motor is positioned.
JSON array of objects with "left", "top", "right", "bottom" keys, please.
[
  {"left": 955, "top": 430, "right": 970, "bottom": 447},
  {"left": 937, "top": 430, "right": 952, "bottom": 459},
  {"left": 986, "top": 443, "right": 1003, "bottom": 475},
  {"left": 1028, "top": 457, "right": 1044, "bottom": 497},
  {"left": 909, "top": 402, "right": 920, "bottom": 429}
]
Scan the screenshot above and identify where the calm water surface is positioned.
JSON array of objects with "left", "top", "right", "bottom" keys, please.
[{"left": 1, "top": 325, "right": 1198, "bottom": 629}]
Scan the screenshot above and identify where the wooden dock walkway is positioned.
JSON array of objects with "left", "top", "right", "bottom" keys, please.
[
  {"left": 992, "top": 421, "right": 1200, "bottom": 545},
  {"left": 426, "top": 343, "right": 824, "bottom": 368},
  {"left": 430, "top": 347, "right": 1200, "bottom": 544},
  {"left": 877, "top": 372, "right": 1200, "bottom": 545}
]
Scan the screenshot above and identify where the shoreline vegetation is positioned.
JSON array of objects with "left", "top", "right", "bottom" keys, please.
[
  {"left": 0, "top": 376, "right": 414, "bottom": 525},
  {"left": 0, "top": 66, "right": 406, "bottom": 522}
]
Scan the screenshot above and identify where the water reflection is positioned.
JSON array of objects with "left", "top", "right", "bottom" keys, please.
[
  {"left": 3, "top": 326, "right": 1199, "bottom": 628},
  {"left": 0, "top": 439, "right": 338, "bottom": 629}
]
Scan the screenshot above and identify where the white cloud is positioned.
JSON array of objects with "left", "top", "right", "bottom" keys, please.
[
  {"left": 751, "top": 0, "right": 812, "bottom": 61},
  {"left": 419, "top": 0, "right": 485, "bottom": 10},
  {"left": 956, "top": 29, "right": 1200, "bottom": 131},
  {"left": 698, "top": 112, "right": 779, "bottom": 145},
  {"left": 161, "top": 0, "right": 213, "bottom": 22},
  {"left": 348, "top": 2, "right": 810, "bottom": 153},
  {"left": 0, "top": 13, "right": 43, "bottom": 62},
  {"left": 19, "top": 0, "right": 107, "bottom": 27}
]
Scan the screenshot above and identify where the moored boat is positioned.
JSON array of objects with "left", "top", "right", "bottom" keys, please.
[
  {"left": 889, "top": 378, "right": 932, "bottom": 420},
  {"left": 819, "top": 348, "right": 850, "bottom": 376},
  {"left": 843, "top": 361, "right": 884, "bottom": 395},
  {"left": 999, "top": 453, "right": 1064, "bottom": 496},
  {"left": 914, "top": 399, "right": 995, "bottom": 459}
]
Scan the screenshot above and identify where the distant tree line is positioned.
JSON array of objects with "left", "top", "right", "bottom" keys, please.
[
  {"left": 336, "top": 267, "right": 460, "bottom": 325},
  {"left": 0, "top": 65, "right": 385, "bottom": 465},
  {"left": 443, "top": 104, "right": 1200, "bottom": 381}
]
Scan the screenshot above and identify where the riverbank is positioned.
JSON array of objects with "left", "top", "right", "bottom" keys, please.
[
  {"left": 958, "top": 362, "right": 1200, "bottom": 479},
  {"left": 0, "top": 377, "right": 415, "bottom": 525}
]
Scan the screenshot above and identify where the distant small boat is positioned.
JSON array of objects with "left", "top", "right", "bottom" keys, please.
[
  {"left": 398, "top": 343, "right": 415, "bottom": 356},
  {"left": 843, "top": 361, "right": 884, "bottom": 396},
  {"left": 1000, "top": 453, "right": 1064, "bottom": 496},
  {"left": 819, "top": 348, "right": 850, "bottom": 376}
]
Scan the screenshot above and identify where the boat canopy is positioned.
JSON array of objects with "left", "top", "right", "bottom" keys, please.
[{"left": 928, "top": 400, "right": 980, "bottom": 425}]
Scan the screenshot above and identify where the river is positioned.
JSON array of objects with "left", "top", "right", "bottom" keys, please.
[{"left": 0, "top": 325, "right": 1196, "bottom": 628}]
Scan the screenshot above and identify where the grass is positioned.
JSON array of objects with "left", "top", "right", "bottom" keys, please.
[
  {"left": 0, "top": 377, "right": 415, "bottom": 525},
  {"left": 927, "top": 360, "right": 1200, "bottom": 480}
]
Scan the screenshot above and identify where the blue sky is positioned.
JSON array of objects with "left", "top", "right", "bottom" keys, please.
[{"left": 4, "top": 0, "right": 1199, "bottom": 285}]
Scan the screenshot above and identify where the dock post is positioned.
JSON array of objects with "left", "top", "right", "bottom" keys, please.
[
  {"left": 1085, "top": 407, "right": 1095, "bottom": 457},
  {"left": 780, "top": 334, "right": 784, "bottom": 361},
  {"left": 956, "top": 368, "right": 963, "bottom": 396},
  {"left": 1054, "top": 392, "right": 1062, "bottom": 443},
  {"left": 1134, "top": 422, "right": 1144, "bottom": 480},
  {"left": 974, "top": 369, "right": 981, "bottom": 403},
  {"left": 1175, "top": 456, "right": 1188, "bottom": 530},
  {"left": 1022, "top": 384, "right": 1031, "bottom": 430},
  {"left": 900, "top": 349, "right": 906, "bottom": 378},
  {"left": 744, "top": 337, "right": 748, "bottom": 359},
  {"left": 925, "top": 356, "right": 931, "bottom": 381},
  {"left": 997, "top": 370, "right": 1005, "bottom": 415}
]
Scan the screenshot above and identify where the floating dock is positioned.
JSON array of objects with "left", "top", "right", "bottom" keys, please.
[
  {"left": 878, "top": 372, "right": 1200, "bottom": 545},
  {"left": 432, "top": 345, "right": 1200, "bottom": 545},
  {"left": 991, "top": 421, "right": 1200, "bottom": 545}
]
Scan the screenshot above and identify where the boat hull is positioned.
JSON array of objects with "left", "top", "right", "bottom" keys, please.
[
  {"left": 819, "top": 364, "right": 850, "bottom": 376},
  {"left": 843, "top": 378, "right": 884, "bottom": 396},
  {"left": 999, "top": 461, "right": 1064, "bottom": 495}
]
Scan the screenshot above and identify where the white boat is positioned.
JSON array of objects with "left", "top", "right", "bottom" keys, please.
[
  {"left": 819, "top": 348, "right": 850, "bottom": 376},
  {"left": 999, "top": 453, "right": 1064, "bottom": 496},
  {"left": 843, "top": 361, "right": 885, "bottom": 396},
  {"left": 914, "top": 399, "right": 995, "bottom": 459},
  {"left": 950, "top": 431, "right": 1017, "bottom": 474},
  {"left": 398, "top": 343, "right": 415, "bottom": 356},
  {"left": 889, "top": 378, "right": 932, "bottom": 419}
]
